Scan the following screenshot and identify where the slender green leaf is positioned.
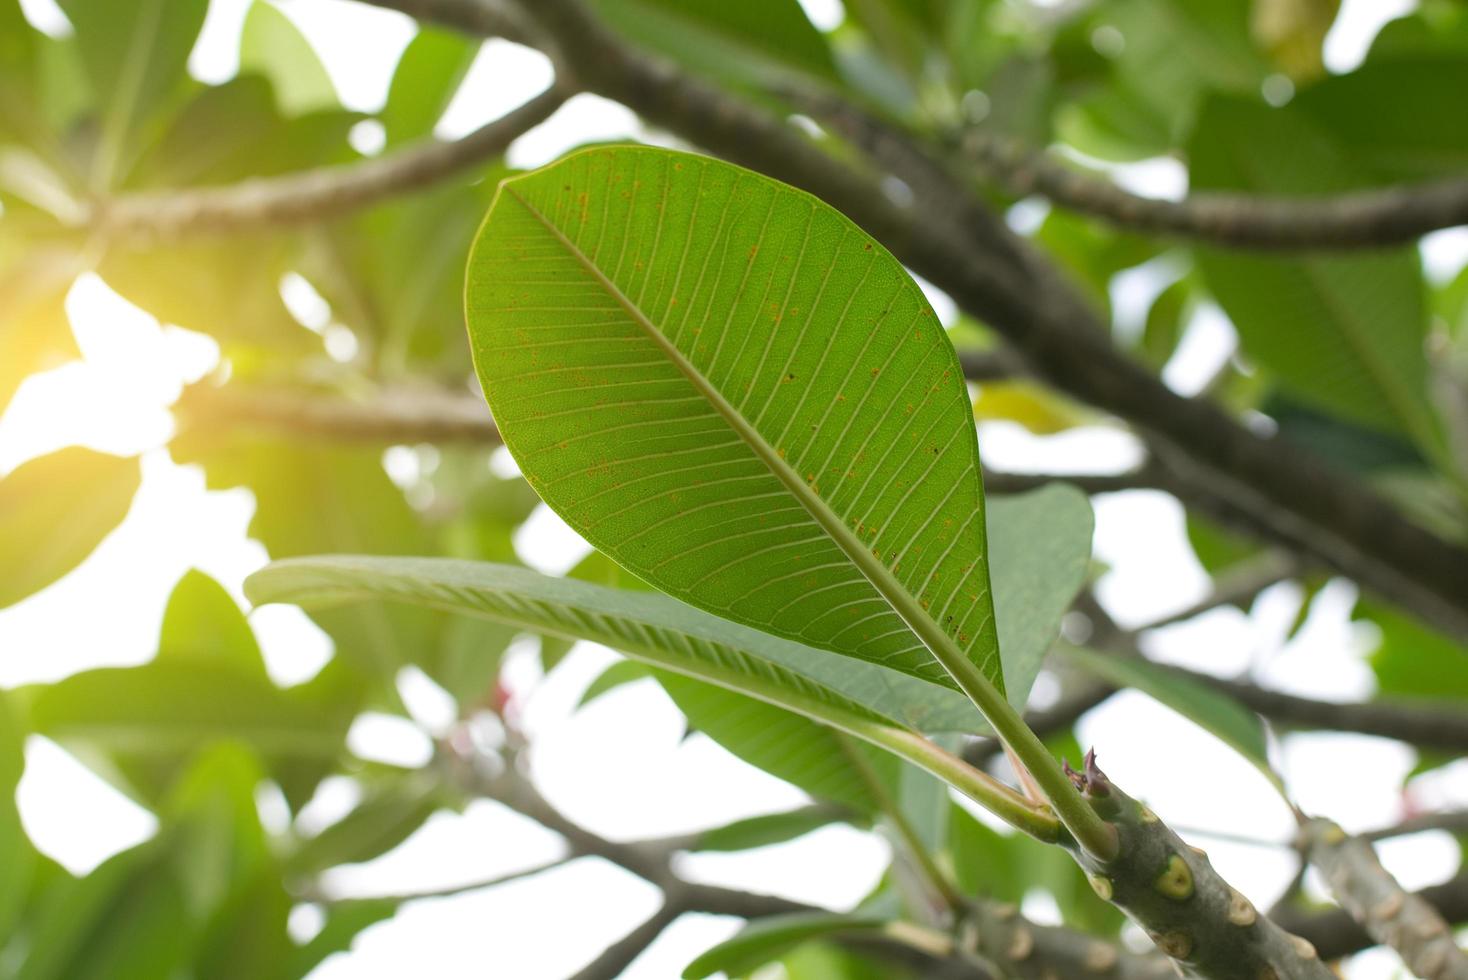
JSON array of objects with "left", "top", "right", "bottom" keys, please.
[
  {"left": 0, "top": 689, "right": 35, "bottom": 948},
  {"left": 1292, "top": 57, "right": 1468, "bottom": 181},
  {"left": 24, "top": 660, "right": 347, "bottom": 804},
  {"left": 57, "top": 0, "right": 208, "bottom": 183},
  {"left": 693, "top": 804, "right": 850, "bottom": 851},
  {"left": 1189, "top": 96, "right": 1433, "bottom": 443},
  {"left": 465, "top": 145, "right": 1002, "bottom": 696},
  {"left": 577, "top": 658, "right": 648, "bottom": 708},
  {"left": 157, "top": 569, "right": 262, "bottom": 672},
  {"left": 288, "top": 776, "right": 444, "bottom": 874},
  {"left": 381, "top": 28, "right": 478, "bottom": 145},
  {"left": 286, "top": 898, "right": 399, "bottom": 979},
  {"left": 239, "top": 0, "right": 338, "bottom": 116},
  {"left": 682, "top": 912, "right": 887, "bottom": 979},
  {"left": 244, "top": 557, "right": 1054, "bottom": 835},
  {"left": 986, "top": 485, "right": 1092, "bottom": 710},
  {"left": 0, "top": 448, "right": 139, "bottom": 608},
  {"left": 246, "top": 556, "right": 985, "bottom": 734},
  {"left": 592, "top": 0, "right": 837, "bottom": 86},
  {"left": 1061, "top": 645, "right": 1280, "bottom": 788},
  {"left": 15, "top": 844, "right": 191, "bottom": 980},
  {"left": 247, "top": 558, "right": 917, "bottom": 737},
  {"left": 657, "top": 670, "right": 898, "bottom": 812}
]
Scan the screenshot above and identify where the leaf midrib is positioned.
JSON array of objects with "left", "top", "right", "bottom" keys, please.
[{"left": 502, "top": 183, "right": 1004, "bottom": 705}]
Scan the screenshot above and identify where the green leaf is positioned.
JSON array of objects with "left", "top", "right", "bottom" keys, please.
[
  {"left": 0, "top": 689, "right": 36, "bottom": 948},
  {"left": 173, "top": 436, "right": 437, "bottom": 679},
  {"left": 1061, "top": 645, "right": 1280, "bottom": 788},
  {"left": 1140, "top": 276, "right": 1190, "bottom": 369},
  {"left": 246, "top": 558, "right": 917, "bottom": 736},
  {"left": 25, "top": 660, "right": 347, "bottom": 803},
  {"left": 693, "top": 804, "right": 850, "bottom": 851},
  {"left": 1361, "top": 599, "right": 1468, "bottom": 703},
  {"left": 682, "top": 912, "right": 888, "bottom": 979},
  {"left": 0, "top": 245, "right": 79, "bottom": 416},
  {"left": 286, "top": 898, "right": 399, "bottom": 979},
  {"left": 1055, "top": 0, "right": 1267, "bottom": 159},
  {"left": 287, "top": 776, "right": 444, "bottom": 874},
  {"left": 592, "top": 0, "right": 837, "bottom": 86},
  {"left": 0, "top": 448, "right": 139, "bottom": 608},
  {"left": 381, "top": 28, "right": 479, "bottom": 146},
  {"left": 1188, "top": 96, "right": 1434, "bottom": 443},
  {"left": 157, "top": 569, "right": 263, "bottom": 672},
  {"left": 1292, "top": 57, "right": 1468, "bottom": 182},
  {"left": 239, "top": 0, "right": 338, "bottom": 116},
  {"left": 57, "top": 0, "right": 209, "bottom": 184},
  {"left": 15, "top": 844, "right": 191, "bottom": 980},
  {"left": 986, "top": 485, "right": 1093, "bottom": 711},
  {"left": 947, "top": 802, "right": 1124, "bottom": 936},
  {"left": 247, "top": 556, "right": 989, "bottom": 731},
  {"left": 465, "top": 145, "right": 1002, "bottom": 697},
  {"left": 245, "top": 557, "right": 1046, "bottom": 831},
  {"left": 577, "top": 658, "right": 648, "bottom": 708},
  {"left": 656, "top": 670, "right": 898, "bottom": 812}
]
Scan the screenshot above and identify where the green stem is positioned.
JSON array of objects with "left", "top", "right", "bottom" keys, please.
[
  {"left": 836, "top": 733, "right": 966, "bottom": 913},
  {"left": 857, "top": 724, "right": 1060, "bottom": 844},
  {"left": 933, "top": 649, "right": 1117, "bottom": 860}
]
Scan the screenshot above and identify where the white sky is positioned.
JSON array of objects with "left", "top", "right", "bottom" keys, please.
[{"left": 1, "top": 1, "right": 1463, "bottom": 977}]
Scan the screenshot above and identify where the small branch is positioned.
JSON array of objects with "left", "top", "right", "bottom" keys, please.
[
  {"left": 1065, "top": 588, "right": 1468, "bottom": 755},
  {"left": 981, "top": 466, "right": 1159, "bottom": 497},
  {"left": 175, "top": 383, "right": 503, "bottom": 446},
  {"left": 1302, "top": 818, "right": 1468, "bottom": 978},
  {"left": 364, "top": 0, "right": 539, "bottom": 46},
  {"left": 956, "top": 130, "right": 1468, "bottom": 250},
  {"left": 1202, "top": 671, "right": 1468, "bottom": 753},
  {"left": 1363, "top": 810, "right": 1468, "bottom": 843},
  {"left": 91, "top": 86, "right": 567, "bottom": 239},
  {"left": 310, "top": 856, "right": 569, "bottom": 905},
  {"left": 568, "top": 900, "right": 685, "bottom": 980},
  {"left": 836, "top": 732, "right": 966, "bottom": 915},
  {"left": 1138, "top": 551, "right": 1302, "bottom": 632},
  {"left": 442, "top": 742, "right": 1468, "bottom": 974},
  {"left": 1274, "top": 870, "right": 1468, "bottom": 963},
  {"left": 962, "top": 901, "right": 1174, "bottom": 980}
]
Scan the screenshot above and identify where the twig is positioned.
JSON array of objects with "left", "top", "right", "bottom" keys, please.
[
  {"left": 174, "top": 383, "right": 504, "bottom": 445},
  {"left": 568, "top": 901, "right": 684, "bottom": 980},
  {"left": 1302, "top": 818, "right": 1468, "bottom": 978},
  {"left": 1274, "top": 870, "right": 1468, "bottom": 963},
  {"left": 962, "top": 901, "right": 1174, "bottom": 980},
  {"left": 957, "top": 130, "right": 1468, "bottom": 250},
  {"left": 1139, "top": 551, "right": 1302, "bottom": 632},
  {"left": 1363, "top": 810, "right": 1468, "bottom": 843},
  {"left": 310, "top": 856, "right": 569, "bottom": 905},
  {"left": 442, "top": 744, "right": 1467, "bottom": 973},
  {"left": 91, "top": 86, "right": 567, "bottom": 239}
]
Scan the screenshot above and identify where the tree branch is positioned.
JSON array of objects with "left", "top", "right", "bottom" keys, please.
[
  {"left": 1066, "top": 764, "right": 1334, "bottom": 979},
  {"left": 440, "top": 743, "right": 1468, "bottom": 973},
  {"left": 92, "top": 86, "right": 567, "bottom": 238},
  {"left": 1275, "top": 871, "right": 1468, "bottom": 963},
  {"left": 1302, "top": 819, "right": 1468, "bottom": 978},
  {"left": 956, "top": 130, "right": 1468, "bottom": 250},
  {"left": 568, "top": 901, "right": 684, "bottom": 980}
]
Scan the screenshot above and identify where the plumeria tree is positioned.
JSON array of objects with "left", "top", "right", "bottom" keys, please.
[{"left": 2, "top": 0, "right": 1467, "bottom": 977}]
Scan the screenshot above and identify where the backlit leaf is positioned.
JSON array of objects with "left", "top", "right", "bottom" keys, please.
[{"left": 466, "top": 146, "right": 1002, "bottom": 695}]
